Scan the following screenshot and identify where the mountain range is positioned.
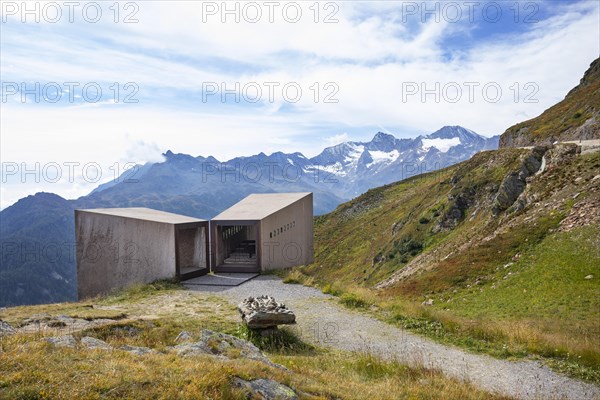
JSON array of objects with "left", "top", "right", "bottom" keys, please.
[
  {"left": 87, "top": 125, "right": 498, "bottom": 209},
  {"left": 0, "top": 126, "right": 498, "bottom": 307}
]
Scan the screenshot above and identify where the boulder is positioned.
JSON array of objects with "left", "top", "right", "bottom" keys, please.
[
  {"left": 233, "top": 377, "right": 298, "bottom": 400},
  {"left": 175, "top": 331, "right": 194, "bottom": 342},
  {"left": 81, "top": 336, "right": 112, "bottom": 350},
  {"left": 22, "top": 313, "right": 52, "bottom": 325},
  {"left": 238, "top": 296, "right": 296, "bottom": 329},
  {"left": 119, "top": 345, "right": 155, "bottom": 356},
  {"left": 171, "top": 329, "right": 285, "bottom": 369},
  {"left": 0, "top": 320, "right": 16, "bottom": 336},
  {"left": 492, "top": 146, "right": 548, "bottom": 216},
  {"left": 44, "top": 335, "right": 77, "bottom": 348}
]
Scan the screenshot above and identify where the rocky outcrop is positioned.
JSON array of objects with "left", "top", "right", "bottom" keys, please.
[
  {"left": 44, "top": 335, "right": 77, "bottom": 348},
  {"left": 433, "top": 189, "right": 476, "bottom": 232},
  {"left": 120, "top": 345, "right": 156, "bottom": 356},
  {"left": 43, "top": 335, "right": 152, "bottom": 355},
  {"left": 545, "top": 143, "right": 579, "bottom": 166},
  {"left": 238, "top": 296, "right": 296, "bottom": 329},
  {"left": 492, "top": 146, "right": 547, "bottom": 216},
  {"left": 44, "top": 335, "right": 146, "bottom": 354},
  {"left": 512, "top": 143, "right": 580, "bottom": 212},
  {"left": 170, "top": 329, "right": 285, "bottom": 369},
  {"left": 174, "top": 331, "right": 193, "bottom": 342},
  {"left": 38, "top": 329, "right": 284, "bottom": 368},
  {"left": 233, "top": 377, "right": 298, "bottom": 400},
  {"left": 17, "top": 313, "right": 122, "bottom": 334},
  {"left": 81, "top": 336, "right": 112, "bottom": 351},
  {"left": 0, "top": 320, "right": 16, "bottom": 336},
  {"left": 558, "top": 196, "right": 600, "bottom": 233}
]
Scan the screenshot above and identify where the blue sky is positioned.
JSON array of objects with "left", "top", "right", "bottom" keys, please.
[{"left": 1, "top": 0, "right": 599, "bottom": 208}]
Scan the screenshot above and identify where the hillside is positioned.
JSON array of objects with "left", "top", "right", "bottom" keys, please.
[
  {"left": 499, "top": 57, "right": 600, "bottom": 147},
  {"left": 288, "top": 145, "right": 600, "bottom": 382}
]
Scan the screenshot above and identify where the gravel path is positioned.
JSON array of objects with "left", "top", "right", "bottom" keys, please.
[{"left": 186, "top": 275, "right": 600, "bottom": 400}]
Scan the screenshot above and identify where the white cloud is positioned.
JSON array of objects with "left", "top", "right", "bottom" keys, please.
[
  {"left": 123, "top": 138, "right": 166, "bottom": 164},
  {"left": 325, "top": 133, "right": 350, "bottom": 147}
]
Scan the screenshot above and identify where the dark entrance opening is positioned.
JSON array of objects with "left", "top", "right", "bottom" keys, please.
[{"left": 213, "top": 224, "right": 259, "bottom": 273}]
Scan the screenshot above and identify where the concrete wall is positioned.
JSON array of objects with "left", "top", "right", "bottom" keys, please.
[
  {"left": 76, "top": 211, "right": 176, "bottom": 299},
  {"left": 259, "top": 193, "right": 313, "bottom": 270},
  {"left": 176, "top": 227, "right": 207, "bottom": 270}
]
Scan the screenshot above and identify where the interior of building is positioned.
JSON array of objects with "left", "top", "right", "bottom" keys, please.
[{"left": 214, "top": 224, "right": 258, "bottom": 272}]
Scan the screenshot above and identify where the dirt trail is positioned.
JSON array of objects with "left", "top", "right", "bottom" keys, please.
[{"left": 186, "top": 275, "right": 600, "bottom": 400}]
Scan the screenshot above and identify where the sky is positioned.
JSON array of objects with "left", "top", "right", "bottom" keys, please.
[{"left": 1, "top": 0, "right": 599, "bottom": 209}]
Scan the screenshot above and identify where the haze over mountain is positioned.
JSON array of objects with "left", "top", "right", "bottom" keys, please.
[{"left": 0, "top": 126, "right": 497, "bottom": 307}]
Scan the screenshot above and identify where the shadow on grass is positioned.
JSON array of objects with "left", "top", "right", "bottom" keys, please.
[{"left": 234, "top": 324, "right": 318, "bottom": 356}]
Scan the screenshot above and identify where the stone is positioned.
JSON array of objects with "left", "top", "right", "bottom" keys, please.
[
  {"left": 435, "top": 191, "right": 475, "bottom": 231},
  {"left": 22, "top": 313, "right": 52, "bottom": 325},
  {"left": 585, "top": 275, "right": 593, "bottom": 280},
  {"left": 54, "top": 315, "right": 77, "bottom": 324},
  {"left": 422, "top": 299, "right": 434, "bottom": 306},
  {"left": 45, "top": 335, "right": 77, "bottom": 348},
  {"left": 0, "top": 320, "right": 16, "bottom": 336},
  {"left": 170, "top": 341, "right": 224, "bottom": 358},
  {"left": 81, "top": 336, "right": 112, "bottom": 350},
  {"left": 119, "top": 345, "right": 155, "bottom": 356},
  {"left": 238, "top": 296, "right": 296, "bottom": 329},
  {"left": 492, "top": 147, "right": 547, "bottom": 216},
  {"left": 232, "top": 377, "right": 298, "bottom": 400},
  {"left": 171, "top": 329, "right": 285, "bottom": 369},
  {"left": 175, "top": 331, "right": 194, "bottom": 342}
]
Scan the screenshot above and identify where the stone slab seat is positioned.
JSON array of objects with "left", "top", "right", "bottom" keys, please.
[{"left": 237, "top": 295, "right": 296, "bottom": 329}]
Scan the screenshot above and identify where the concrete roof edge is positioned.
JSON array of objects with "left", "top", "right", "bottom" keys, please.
[{"left": 75, "top": 207, "right": 207, "bottom": 224}]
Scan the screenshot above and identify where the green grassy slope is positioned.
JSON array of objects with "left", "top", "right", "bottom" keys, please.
[
  {"left": 447, "top": 225, "right": 599, "bottom": 321},
  {"left": 307, "top": 148, "right": 525, "bottom": 287}
]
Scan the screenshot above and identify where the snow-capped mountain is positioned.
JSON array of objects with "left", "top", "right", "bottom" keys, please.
[{"left": 307, "top": 126, "right": 499, "bottom": 196}]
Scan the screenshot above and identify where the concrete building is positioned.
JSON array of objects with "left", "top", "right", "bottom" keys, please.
[
  {"left": 211, "top": 192, "right": 313, "bottom": 273},
  {"left": 76, "top": 207, "right": 208, "bottom": 299}
]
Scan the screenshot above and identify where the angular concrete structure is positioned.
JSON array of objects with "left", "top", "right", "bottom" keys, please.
[
  {"left": 76, "top": 208, "right": 208, "bottom": 299},
  {"left": 211, "top": 192, "right": 313, "bottom": 273}
]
